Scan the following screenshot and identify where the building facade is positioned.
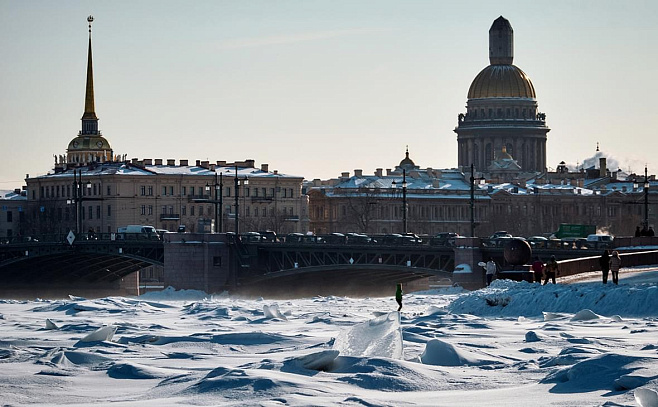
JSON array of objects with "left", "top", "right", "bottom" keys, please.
[
  {"left": 454, "top": 16, "right": 550, "bottom": 173},
  {"left": 308, "top": 152, "right": 656, "bottom": 238},
  {"left": 0, "top": 189, "right": 26, "bottom": 242}
]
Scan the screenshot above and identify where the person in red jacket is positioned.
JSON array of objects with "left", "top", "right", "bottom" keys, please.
[{"left": 531, "top": 256, "right": 544, "bottom": 283}]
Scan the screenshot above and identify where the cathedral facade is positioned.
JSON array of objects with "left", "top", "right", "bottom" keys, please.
[{"left": 454, "top": 16, "right": 550, "bottom": 173}]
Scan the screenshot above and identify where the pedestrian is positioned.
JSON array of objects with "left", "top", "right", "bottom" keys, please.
[
  {"left": 531, "top": 256, "right": 544, "bottom": 283},
  {"left": 485, "top": 257, "right": 497, "bottom": 286},
  {"left": 599, "top": 250, "right": 610, "bottom": 284},
  {"left": 635, "top": 226, "right": 642, "bottom": 237},
  {"left": 543, "top": 255, "right": 559, "bottom": 285},
  {"left": 641, "top": 226, "right": 649, "bottom": 236},
  {"left": 395, "top": 283, "right": 403, "bottom": 311},
  {"left": 649, "top": 226, "right": 655, "bottom": 237},
  {"left": 609, "top": 251, "right": 621, "bottom": 285}
]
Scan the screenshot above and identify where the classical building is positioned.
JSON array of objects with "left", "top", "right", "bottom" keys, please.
[
  {"left": 0, "top": 189, "right": 26, "bottom": 242},
  {"left": 308, "top": 151, "right": 655, "bottom": 238},
  {"left": 455, "top": 16, "right": 550, "bottom": 173},
  {"left": 23, "top": 17, "right": 309, "bottom": 238}
]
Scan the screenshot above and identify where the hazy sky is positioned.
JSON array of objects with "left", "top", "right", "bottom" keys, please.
[{"left": 1, "top": 0, "right": 657, "bottom": 187}]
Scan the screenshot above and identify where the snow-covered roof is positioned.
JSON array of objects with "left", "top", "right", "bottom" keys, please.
[{"left": 0, "top": 190, "right": 26, "bottom": 201}]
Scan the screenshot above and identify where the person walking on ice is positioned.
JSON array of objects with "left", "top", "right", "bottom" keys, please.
[
  {"left": 395, "top": 283, "right": 403, "bottom": 311},
  {"left": 543, "top": 255, "right": 559, "bottom": 285},
  {"left": 609, "top": 251, "right": 621, "bottom": 285},
  {"left": 485, "top": 257, "right": 497, "bottom": 286}
]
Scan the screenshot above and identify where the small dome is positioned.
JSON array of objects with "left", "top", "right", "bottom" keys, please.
[
  {"left": 399, "top": 151, "right": 415, "bottom": 168},
  {"left": 67, "top": 136, "right": 111, "bottom": 151},
  {"left": 468, "top": 64, "right": 536, "bottom": 99},
  {"left": 498, "top": 146, "right": 513, "bottom": 160}
]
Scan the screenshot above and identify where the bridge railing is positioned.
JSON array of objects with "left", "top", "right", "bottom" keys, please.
[{"left": 0, "top": 232, "right": 162, "bottom": 245}]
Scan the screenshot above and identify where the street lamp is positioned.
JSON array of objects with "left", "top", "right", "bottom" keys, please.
[
  {"left": 392, "top": 169, "right": 408, "bottom": 234},
  {"left": 66, "top": 169, "right": 91, "bottom": 236},
  {"left": 205, "top": 171, "right": 224, "bottom": 233},
  {"left": 469, "top": 163, "right": 485, "bottom": 237},
  {"left": 234, "top": 165, "right": 248, "bottom": 234},
  {"left": 644, "top": 165, "right": 650, "bottom": 231}
]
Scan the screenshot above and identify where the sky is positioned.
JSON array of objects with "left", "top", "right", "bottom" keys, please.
[{"left": 1, "top": 0, "right": 658, "bottom": 187}]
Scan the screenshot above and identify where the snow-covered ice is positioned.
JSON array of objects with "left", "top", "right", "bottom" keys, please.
[{"left": 0, "top": 267, "right": 656, "bottom": 406}]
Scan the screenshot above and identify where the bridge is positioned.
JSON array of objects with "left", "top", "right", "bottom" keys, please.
[
  {"left": 2, "top": 233, "right": 656, "bottom": 298},
  {"left": 0, "top": 233, "right": 163, "bottom": 298}
]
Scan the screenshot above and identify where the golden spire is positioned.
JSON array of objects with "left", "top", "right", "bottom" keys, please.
[{"left": 81, "top": 16, "right": 98, "bottom": 128}]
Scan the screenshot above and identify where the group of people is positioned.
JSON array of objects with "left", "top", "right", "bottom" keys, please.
[
  {"left": 635, "top": 226, "right": 655, "bottom": 237},
  {"left": 531, "top": 256, "right": 560, "bottom": 285},
  {"left": 599, "top": 250, "right": 622, "bottom": 284}
]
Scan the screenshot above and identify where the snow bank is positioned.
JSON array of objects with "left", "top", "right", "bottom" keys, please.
[
  {"left": 419, "top": 339, "right": 502, "bottom": 366},
  {"left": 448, "top": 279, "right": 658, "bottom": 317},
  {"left": 334, "top": 312, "right": 403, "bottom": 359},
  {"left": 137, "top": 286, "right": 213, "bottom": 301}
]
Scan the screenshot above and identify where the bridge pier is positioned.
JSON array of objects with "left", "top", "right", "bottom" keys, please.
[
  {"left": 163, "top": 233, "right": 231, "bottom": 294},
  {"left": 452, "top": 238, "right": 486, "bottom": 290}
]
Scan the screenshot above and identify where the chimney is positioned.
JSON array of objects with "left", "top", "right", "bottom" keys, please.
[
  {"left": 200, "top": 160, "right": 210, "bottom": 169},
  {"left": 143, "top": 159, "right": 152, "bottom": 166},
  {"left": 341, "top": 172, "right": 350, "bottom": 179},
  {"left": 354, "top": 169, "right": 363, "bottom": 177},
  {"left": 245, "top": 159, "right": 255, "bottom": 168},
  {"left": 386, "top": 169, "right": 392, "bottom": 175},
  {"left": 209, "top": 164, "right": 216, "bottom": 171},
  {"left": 599, "top": 157, "right": 607, "bottom": 178},
  {"left": 375, "top": 168, "right": 383, "bottom": 177},
  {"left": 273, "top": 170, "right": 278, "bottom": 175},
  {"left": 261, "top": 163, "right": 269, "bottom": 172},
  {"left": 154, "top": 159, "right": 163, "bottom": 165},
  {"left": 180, "top": 159, "right": 188, "bottom": 166},
  {"left": 432, "top": 179, "right": 440, "bottom": 188},
  {"left": 195, "top": 160, "right": 201, "bottom": 166},
  {"left": 167, "top": 159, "right": 175, "bottom": 166},
  {"left": 131, "top": 158, "right": 138, "bottom": 165},
  {"left": 217, "top": 160, "right": 226, "bottom": 167}
]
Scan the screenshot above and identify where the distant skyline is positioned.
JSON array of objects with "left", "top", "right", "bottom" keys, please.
[{"left": 1, "top": 0, "right": 657, "bottom": 186}]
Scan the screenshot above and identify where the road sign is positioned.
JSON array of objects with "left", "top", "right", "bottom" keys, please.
[{"left": 66, "top": 231, "right": 76, "bottom": 245}]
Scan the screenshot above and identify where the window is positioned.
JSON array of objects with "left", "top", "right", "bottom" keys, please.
[
  {"left": 182, "top": 186, "right": 186, "bottom": 196},
  {"left": 169, "top": 186, "right": 174, "bottom": 195},
  {"left": 7, "top": 211, "right": 12, "bottom": 222},
  {"left": 270, "top": 188, "right": 275, "bottom": 197},
  {"left": 162, "top": 206, "right": 167, "bottom": 214},
  {"left": 213, "top": 256, "right": 222, "bottom": 267},
  {"left": 226, "top": 187, "right": 231, "bottom": 197},
  {"left": 182, "top": 206, "right": 186, "bottom": 215},
  {"left": 190, "top": 186, "right": 195, "bottom": 196},
  {"left": 245, "top": 187, "right": 250, "bottom": 197},
  {"left": 107, "top": 185, "right": 111, "bottom": 196},
  {"left": 191, "top": 206, "right": 195, "bottom": 216},
  {"left": 162, "top": 186, "right": 167, "bottom": 196},
  {"left": 148, "top": 186, "right": 153, "bottom": 196},
  {"left": 148, "top": 205, "right": 153, "bottom": 215},
  {"left": 254, "top": 207, "right": 259, "bottom": 217},
  {"left": 67, "top": 185, "right": 71, "bottom": 197},
  {"left": 245, "top": 206, "right": 250, "bottom": 217},
  {"left": 96, "top": 205, "right": 101, "bottom": 219},
  {"left": 253, "top": 188, "right": 258, "bottom": 197},
  {"left": 141, "top": 205, "right": 146, "bottom": 215},
  {"left": 290, "top": 188, "right": 294, "bottom": 198},
  {"left": 283, "top": 188, "right": 287, "bottom": 198},
  {"left": 168, "top": 205, "right": 173, "bottom": 214},
  {"left": 107, "top": 205, "right": 112, "bottom": 217},
  {"left": 56, "top": 185, "right": 60, "bottom": 197},
  {"left": 141, "top": 186, "right": 146, "bottom": 196},
  {"left": 262, "top": 188, "right": 266, "bottom": 197},
  {"left": 199, "top": 206, "right": 204, "bottom": 216},
  {"left": 93, "top": 184, "right": 97, "bottom": 196},
  {"left": 88, "top": 206, "right": 93, "bottom": 220}
]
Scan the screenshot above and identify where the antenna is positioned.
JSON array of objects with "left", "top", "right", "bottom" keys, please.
[{"left": 87, "top": 15, "right": 94, "bottom": 35}]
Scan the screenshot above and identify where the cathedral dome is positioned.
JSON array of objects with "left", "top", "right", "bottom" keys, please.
[
  {"left": 467, "top": 64, "right": 536, "bottom": 99},
  {"left": 67, "top": 135, "right": 111, "bottom": 151}
]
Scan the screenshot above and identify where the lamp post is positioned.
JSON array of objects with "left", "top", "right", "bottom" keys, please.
[
  {"left": 402, "top": 169, "right": 407, "bottom": 234},
  {"left": 233, "top": 165, "right": 248, "bottom": 234},
  {"left": 205, "top": 171, "right": 224, "bottom": 233},
  {"left": 469, "top": 163, "right": 485, "bottom": 238},
  {"left": 644, "top": 165, "right": 650, "bottom": 231},
  {"left": 67, "top": 169, "right": 91, "bottom": 236}
]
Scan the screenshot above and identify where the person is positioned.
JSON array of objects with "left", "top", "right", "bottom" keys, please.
[
  {"left": 609, "top": 251, "right": 621, "bottom": 285},
  {"left": 531, "top": 256, "right": 544, "bottom": 283},
  {"left": 543, "top": 255, "right": 559, "bottom": 285},
  {"left": 395, "top": 283, "right": 403, "bottom": 311},
  {"left": 635, "top": 226, "right": 642, "bottom": 237},
  {"left": 599, "top": 250, "right": 610, "bottom": 284},
  {"left": 649, "top": 226, "right": 655, "bottom": 237},
  {"left": 641, "top": 226, "right": 650, "bottom": 236},
  {"left": 485, "top": 257, "right": 497, "bottom": 286}
]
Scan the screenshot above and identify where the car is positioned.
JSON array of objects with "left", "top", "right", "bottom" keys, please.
[
  {"left": 346, "top": 233, "right": 371, "bottom": 244},
  {"left": 258, "top": 230, "right": 278, "bottom": 242},
  {"left": 526, "top": 236, "right": 548, "bottom": 248},
  {"left": 430, "top": 232, "right": 460, "bottom": 246},
  {"left": 490, "top": 231, "right": 512, "bottom": 239},
  {"left": 324, "top": 233, "right": 347, "bottom": 244}
]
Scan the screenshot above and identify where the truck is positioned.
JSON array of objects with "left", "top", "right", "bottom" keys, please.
[
  {"left": 553, "top": 224, "right": 596, "bottom": 239},
  {"left": 117, "top": 225, "right": 158, "bottom": 240}
]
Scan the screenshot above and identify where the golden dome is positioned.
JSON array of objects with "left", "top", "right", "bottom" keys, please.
[
  {"left": 67, "top": 135, "right": 111, "bottom": 151},
  {"left": 467, "top": 64, "right": 536, "bottom": 99}
]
